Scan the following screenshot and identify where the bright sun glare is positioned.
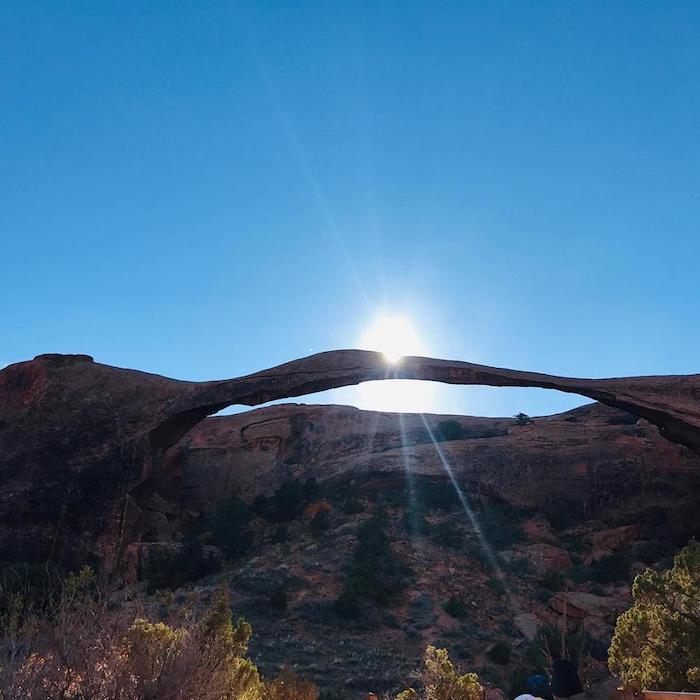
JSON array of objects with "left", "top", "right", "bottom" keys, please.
[
  {"left": 360, "top": 314, "right": 423, "bottom": 364},
  {"left": 356, "top": 313, "right": 436, "bottom": 413}
]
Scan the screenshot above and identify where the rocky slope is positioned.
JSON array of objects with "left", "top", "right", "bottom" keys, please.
[{"left": 146, "top": 402, "right": 699, "bottom": 696}]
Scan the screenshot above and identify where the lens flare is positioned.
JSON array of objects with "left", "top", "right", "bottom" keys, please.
[{"left": 360, "top": 314, "right": 423, "bottom": 364}]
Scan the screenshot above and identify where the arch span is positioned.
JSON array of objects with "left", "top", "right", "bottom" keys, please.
[
  {"left": 1, "top": 350, "right": 699, "bottom": 572},
  {"left": 168, "top": 350, "right": 700, "bottom": 455}
]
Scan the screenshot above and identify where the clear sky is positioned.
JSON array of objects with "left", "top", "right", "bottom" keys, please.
[{"left": 2, "top": 2, "right": 699, "bottom": 417}]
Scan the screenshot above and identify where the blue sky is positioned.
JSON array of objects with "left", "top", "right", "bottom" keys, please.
[{"left": 2, "top": 2, "right": 699, "bottom": 417}]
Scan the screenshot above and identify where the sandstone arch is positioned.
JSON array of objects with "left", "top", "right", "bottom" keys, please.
[{"left": 1, "top": 350, "right": 699, "bottom": 572}]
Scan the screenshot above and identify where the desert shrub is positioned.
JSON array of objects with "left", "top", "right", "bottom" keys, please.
[
  {"left": 568, "top": 563, "right": 595, "bottom": 584},
  {"left": 403, "top": 507, "right": 431, "bottom": 537},
  {"left": 535, "top": 587, "right": 551, "bottom": 603},
  {"left": 0, "top": 572, "right": 262, "bottom": 700},
  {"left": 0, "top": 561, "right": 65, "bottom": 621},
  {"left": 542, "top": 497, "right": 584, "bottom": 530},
  {"left": 487, "top": 577, "right": 507, "bottom": 595},
  {"left": 443, "top": 596, "right": 469, "bottom": 620},
  {"left": 421, "top": 479, "right": 462, "bottom": 511},
  {"left": 210, "top": 495, "right": 253, "bottom": 558},
  {"left": 539, "top": 571, "right": 565, "bottom": 591},
  {"left": 513, "top": 412, "right": 532, "bottom": 426},
  {"left": 303, "top": 477, "right": 319, "bottom": 500},
  {"left": 436, "top": 420, "right": 466, "bottom": 442},
  {"left": 592, "top": 552, "right": 630, "bottom": 583},
  {"left": 478, "top": 507, "right": 526, "bottom": 549},
  {"left": 253, "top": 494, "right": 270, "bottom": 516},
  {"left": 254, "top": 478, "right": 320, "bottom": 523},
  {"left": 148, "top": 538, "right": 222, "bottom": 592},
  {"left": 431, "top": 521, "right": 464, "bottom": 549},
  {"left": 309, "top": 509, "right": 330, "bottom": 533},
  {"left": 608, "top": 539, "right": 700, "bottom": 691},
  {"left": 269, "top": 586, "right": 288, "bottom": 612},
  {"left": 463, "top": 540, "right": 493, "bottom": 568},
  {"left": 630, "top": 539, "right": 675, "bottom": 566},
  {"left": 263, "top": 667, "right": 319, "bottom": 700},
  {"left": 334, "top": 509, "right": 408, "bottom": 616},
  {"left": 526, "top": 623, "right": 592, "bottom": 670},
  {"left": 505, "top": 557, "right": 531, "bottom": 575},
  {"left": 340, "top": 497, "right": 364, "bottom": 515},
  {"left": 271, "top": 525, "right": 289, "bottom": 544},
  {"left": 508, "top": 667, "right": 530, "bottom": 698},
  {"left": 395, "top": 646, "right": 483, "bottom": 700},
  {"left": 270, "top": 479, "right": 307, "bottom": 522},
  {"left": 333, "top": 588, "right": 360, "bottom": 619},
  {"left": 487, "top": 641, "right": 510, "bottom": 665}
]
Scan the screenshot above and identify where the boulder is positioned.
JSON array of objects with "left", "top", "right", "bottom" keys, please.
[
  {"left": 513, "top": 612, "right": 542, "bottom": 640},
  {"left": 591, "top": 526, "right": 638, "bottom": 552},
  {"left": 523, "top": 544, "right": 572, "bottom": 576},
  {"left": 549, "top": 593, "right": 585, "bottom": 620}
]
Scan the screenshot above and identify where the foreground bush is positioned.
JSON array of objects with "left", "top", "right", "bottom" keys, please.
[
  {"left": 0, "top": 567, "right": 317, "bottom": 700},
  {"left": 395, "top": 646, "right": 483, "bottom": 700},
  {"left": 608, "top": 539, "right": 700, "bottom": 691}
]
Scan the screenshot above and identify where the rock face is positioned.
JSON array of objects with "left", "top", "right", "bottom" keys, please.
[
  {"left": 174, "top": 402, "right": 700, "bottom": 540},
  {"left": 2, "top": 349, "right": 700, "bottom": 574}
]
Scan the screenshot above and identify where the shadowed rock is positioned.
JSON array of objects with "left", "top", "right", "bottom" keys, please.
[{"left": 1, "top": 349, "right": 699, "bottom": 573}]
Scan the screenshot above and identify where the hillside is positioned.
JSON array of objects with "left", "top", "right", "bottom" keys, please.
[{"left": 129, "top": 401, "right": 700, "bottom": 696}]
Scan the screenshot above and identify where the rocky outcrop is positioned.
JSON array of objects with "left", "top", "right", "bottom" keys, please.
[{"left": 2, "top": 349, "right": 700, "bottom": 574}]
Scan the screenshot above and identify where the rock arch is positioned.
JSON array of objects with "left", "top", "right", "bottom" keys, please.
[{"left": 1, "top": 350, "right": 699, "bottom": 572}]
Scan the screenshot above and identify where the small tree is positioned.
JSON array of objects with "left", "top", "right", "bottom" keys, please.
[
  {"left": 395, "top": 646, "right": 483, "bottom": 700},
  {"left": 210, "top": 495, "right": 253, "bottom": 559},
  {"left": 608, "top": 539, "right": 700, "bottom": 691},
  {"left": 513, "top": 412, "right": 532, "bottom": 426}
]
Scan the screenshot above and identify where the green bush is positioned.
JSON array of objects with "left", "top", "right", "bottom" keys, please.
[
  {"left": 269, "top": 586, "right": 288, "bottom": 611},
  {"left": 210, "top": 496, "right": 252, "bottom": 559},
  {"left": 431, "top": 521, "right": 464, "bottom": 549},
  {"left": 568, "top": 562, "right": 595, "bottom": 583},
  {"left": 442, "top": 597, "right": 468, "bottom": 619},
  {"left": 270, "top": 525, "right": 288, "bottom": 544},
  {"left": 436, "top": 420, "right": 466, "bottom": 442},
  {"left": 542, "top": 497, "right": 584, "bottom": 530},
  {"left": 592, "top": 552, "right": 630, "bottom": 583},
  {"left": 403, "top": 508, "right": 431, "bottom": 536},
  {"left": 335, "top": 510, "right": 408, "bottom": 614},
  {"left": 609, "top": 540, "right": 700, "bottom": 691},
  {"left": 309, "top": 510, "right": 330, "bottom": 533},
  {"left": 505, "top": 557, "right": 531, "bottom": 576},
  {"left": 464, "top": 540, "right": 493, "bottom": 568},
  {"left": 539, "top": 571, "right": 564, "bottom": 591},
  {"left": 148, "top": 538, "right": 222, "bottom": 592},
  {"left": 340, "top": 497, "right": 365, "bottom": 515},
  {"left": 395, "top": 646, "right": 483, "bottom": 700},
  {"left": 486, "top": 641, "right": 510, "bottom": 665},
  {"left": 513, "top": 412, "right": 532, "bottom": 426},
  {"left": 479, "top": 507, "right": 526, "bottom": 549},
  {"left": 508, "top": 668, "right": 530, "bottom": 698},
  {"left": 253, "top": 478, "right": 320, "bottom": 523}
]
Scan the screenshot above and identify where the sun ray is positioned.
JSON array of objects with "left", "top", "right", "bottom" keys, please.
[{"left": 418, "top": 414, "right": 517, "bottom": 609}]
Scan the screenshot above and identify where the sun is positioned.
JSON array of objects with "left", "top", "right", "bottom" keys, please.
[
  {"left": 355, "top": 313, "right": 436, "bottom": 413},
  {"left": 359, "top": 313, "right": 424, "bottom": 364}
]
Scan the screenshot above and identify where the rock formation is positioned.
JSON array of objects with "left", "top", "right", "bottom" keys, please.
[
  {"left": 173, "top": 401, "right": 700, "bottom": 543},
  {"left": 1, "top": 349, "right": 699, "bottom": 574}
]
